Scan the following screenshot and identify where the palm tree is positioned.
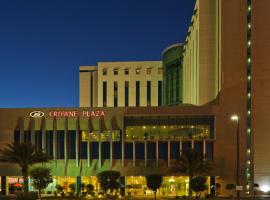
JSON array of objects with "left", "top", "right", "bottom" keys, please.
[
  {"left": 0, "top": 143, "right": 51, "bottom": 192},
  {"left": 176, "top": 148, "right": 213, "bottom": 197}
]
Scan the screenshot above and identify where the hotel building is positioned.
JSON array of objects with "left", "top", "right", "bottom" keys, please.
[{"left": 0, "top": 0, "right": 270, "bottom": 197}]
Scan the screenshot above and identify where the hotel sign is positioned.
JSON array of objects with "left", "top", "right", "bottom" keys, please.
[{"left": 30, "top": 110, "right": 106, "bottom": 118}]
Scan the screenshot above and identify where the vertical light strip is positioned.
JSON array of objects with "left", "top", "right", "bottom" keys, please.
[{"left": 246, "top": 0, "right": 252, "bottom": 194}]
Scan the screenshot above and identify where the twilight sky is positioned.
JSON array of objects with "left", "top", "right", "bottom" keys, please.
[{"left": 0, "top": 0, "right": 195, "bottom": 108}]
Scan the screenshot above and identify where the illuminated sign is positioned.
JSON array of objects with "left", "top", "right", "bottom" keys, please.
[
  {"left": 29, "top": 110, "right": 106, "bottom": 118},
  {"left": 30, "top": 111, "right": 45, "bottom": 118}
]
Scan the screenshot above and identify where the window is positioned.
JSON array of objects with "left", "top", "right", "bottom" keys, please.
[
  {"left": 125, "top": 81, "right": 129, "bottom": 107},
  {"left": 125, "top": 68, "right": 129, "bottom": 75},
  {"left": 114, "top": 81, "right": 118, "bottom": 107},
  {"left": 158, "top": 67, "right": 163, "bottom": 74},
  {"left": 102, "top": 69, "right": 107, "bottom": 75},
  {"left": 136, "top": 81, "right": 140, "bottom": 107},
  {"left": 136, "top": 68, "right": 141, "bottom": 75},
  {"left": 158, "top": 81, "right": 162, "bottom": 106},
  {"left": 146, "top": 68, "right": 152, "bottom": 75},
  {"left": 103, "top": 81, "right": 107, "bottom": 107},
  {"left": 113, "top": 69, "right": 118, "bottom": 75},
  {"left": 147, "top": 81, "right": 151, "bottom": 106}
]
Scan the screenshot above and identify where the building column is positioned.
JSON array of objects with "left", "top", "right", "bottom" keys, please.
[
  {"left": 156, "top": 140, "right": 159, "bottom": 167},
  {"left": 76, "top": 117, "right": 80, "bottom": 167},
  {"left": 98, "top": 131, "right": 102, "bottom": 167},
  {"left": 168, "top": 140, "right": 170, "bottom": 167},
  {"left": 144, "top": 141, "right": 147, "bottom": 167},
  {"left": 179, "top": 140, "right": 182, "bottom": 157},
  {"left": 120, "top": 176, "right": 125, "bottom": 196},
  {"left": 203, "top": 139, "right": 206, "bottom": 159},
  {"left": 133, "top": 141, "right": 135, "bottom": 167},
  {"left": 31, "top": 119, "right": 35, "bottom": 144},
  {"left": 76, "top": 176, "right": 82, "bottom": 195},
  {"left": 110, "top": 131, "right": 113, "bottom": 168},
  {"left": 53, "top": 117, "right": 57, "bottom": 165},
  {"left": 191, "top": 140, "right": 194, "bottom": 149},
  {"left": 64, "top": 117, "right": 68, "bottom": 165},
  {"left": 19, "top": 118, "right": 24, "bottom": 143},
  {"left": 87, "top": 132, "right": 91, "bottom": 167},
  {"left": 121, "top": 130, "right": 125, "bottom": 167}
]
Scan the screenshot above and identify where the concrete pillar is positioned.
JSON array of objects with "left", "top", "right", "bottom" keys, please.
[
  {"left": 20, "top": 118, "right": 24, "bottom": 143},
  {"left": 110, "top": 131, "right": 113, "bottom": 167},
  {"left": 64, "top": 117, "right": 68, "bottom": 164},
  {"left": 191, "top": 140, "right": 194, "bottom": 149},
  {"left": 179, "top": 140, "right": 182, "bottom": 156},
  {"left": 168, "top": 141, "right": 171, "bottom": 167},
  {"left": 31, "top": 119, "right": 35, "bottom": 144},
  {"left": 156, "top": 140, "right": 159, "bottom": 167},
  {"left": 76, "top": 118, "right": 80, "bottom": 167},
  {"left": 87, "top": 132, "right": 91, "bottom": 167},
  {"left": 122, "top": 130, "right": 125, "bottom": 167},
  {"left": 133, "top": 141, "right": 135, "bottom": 167},
  {"left": 144, "top": 141, "right": 147, "bottom": 167},
  {"left": 53, "top": 117, "right": 57, "bottom": 164},
  {"left": 98, "top": 131, "right": 102, "bottom": 167},
  {"left": 203, "top": 139, "right": 206, "bottom": 159}
]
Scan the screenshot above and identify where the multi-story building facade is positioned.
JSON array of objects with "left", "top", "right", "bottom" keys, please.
[
  {"left": 0, "top": 0, "right": 270, "bottom": 197},
  {"left": 80, "top": 61, "right": 163, "bottom": 108}
]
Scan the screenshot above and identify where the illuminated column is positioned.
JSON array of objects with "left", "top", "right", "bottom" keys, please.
[
  {"left": 110, "top": 131, "right": 113, "bottom": 167},
  {"left": 133, "top": 141, "right": 135, "bottom": 167},
  {"left": 87, "top": 131, "right": 91, "bottom": 167},
  {"left": 179, "top": 140, "right": 182, "bottom": 156},
  {"left": 31, "top": 119, "right": 35, "bottom": 144},
  {"left": 156, "top": 140, "right": 159, "bottom": 167},
  {"left": 122, "top": 130, "right": 124, "bottom": 167},
  {"left": 144, "top": 141, "right": 147, "bottom": 167},
  {"left": 53, "top": 117, "right": 57, "bottom": 165},
  {"left": 98, "top": 131, "right": 102, "bottom": 167},
  {"left": 168, "top": 140, "right": 170, "bottom": 167},
  {"left": 41, "top": 119, "right": 46, "bottom": 152},
  {"left": 203, "top": 140, "right": 206, "bottom": 159},
  {"left": 64, "top": 117, "right": 68, "bottom": 164},
  {"left": 19, "top": 118, "right": 24, "bottom": 143},
  {"left": 191, "top": 140, "right": 194, "bottom": 149},
  {"left": 76, "top": 117, "right": 80, "bottom": 167}
]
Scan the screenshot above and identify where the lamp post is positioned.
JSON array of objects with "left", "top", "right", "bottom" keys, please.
[{"left": 231, "top": 115, "right": 240, "bottom": 200}]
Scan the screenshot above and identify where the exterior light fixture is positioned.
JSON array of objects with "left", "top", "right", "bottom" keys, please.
[{"left": 231, "top": 115, "right": 239, "bottom": 121}]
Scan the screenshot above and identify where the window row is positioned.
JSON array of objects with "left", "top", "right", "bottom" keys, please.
[
  {"left": 103, "top": 80, "right": 162, "bottom": 107},
  {"left": 102, "top": 67, "right": 163, "bottom": 76}
]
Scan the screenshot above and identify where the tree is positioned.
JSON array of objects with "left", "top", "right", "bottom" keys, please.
[
  {"left": 145, "top": 174, "right": 163, "bottom": 200},
  {"left": 86, "top": 184, "right": 94, "bottom": 195},
  {"left": 97, "top": 170, "right": 120, "bottom": 196},
  {"left": 190, "top": 176, "right": 208, "bottom": 198},
  {"left": 226, "top": 183, "right": 236, "bottom": 197},
  {"left": 30, "top": 167, "right": 53, "bottom": 199},
  {"left": 69, "top": 183, "right": 76, "bottom": 195},
  {"left": 175, "top": 148, "right": 213, "bottom": 197},
  {"left": 0, "top": 143, "right": 51, "bottom": 192}
]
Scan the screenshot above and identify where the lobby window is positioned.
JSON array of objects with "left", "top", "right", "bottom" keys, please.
[
  {"left": 124, "top": 68, "right": 129, "bottom": 75},
  {"left": 103, "top": 81, "right": 107, "bottom": 107},
  {"left": 158, "top": 67, "right": 163, "bottom": 74},
  {"left": 113, "top": 68, "right": 118, "bottom": 75},
  {"left": 176, "top": 69, "right": 180, "bottom": 102},
  {"left": 170, "top": 72, "right": 174, "bottom": 103},
  {"left": 125, "top": 81, "right": 129, "bottom": 107},
  {"left": 136, "top": 68, "right": 141, "bottom": 75},
  {"left": 114, "top": 81, "right": 118, "bottom": 107},
  {"left": 136, "top": 81, "right": 140, "bottom": 107},
  {"left": 158, "top": 81, "right": 162, "bottom": 106},
  {"left": 13, "top": 130, "right": 20, "bottom": 143},
  {"left": 146, "top": 68, "right": 152, "bottom": 75},
  {"left": 68, "top": 130, "right": 76, "bottom": 159},
  {"left": 102, "top": 69, "right": 107, "bottom": 75},
  {"left": 147, "top": 81, "right": 151, "bottom": 106}
]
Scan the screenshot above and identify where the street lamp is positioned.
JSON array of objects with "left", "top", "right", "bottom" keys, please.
[{"left": 231, "top": 114, "right": 240, "bottom": 200}]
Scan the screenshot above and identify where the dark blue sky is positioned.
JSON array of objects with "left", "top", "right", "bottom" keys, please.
[{"left": 0, "top": 0, "right": 195, "bottom": 108}]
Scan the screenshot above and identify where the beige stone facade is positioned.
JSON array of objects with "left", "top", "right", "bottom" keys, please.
[{"left": 80, "top": 61, "right": 163, "bottom": 107}]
